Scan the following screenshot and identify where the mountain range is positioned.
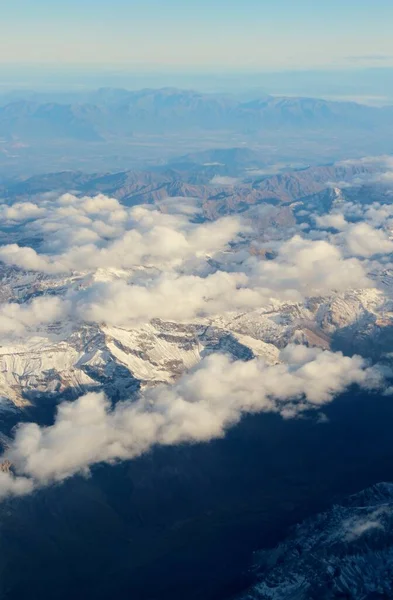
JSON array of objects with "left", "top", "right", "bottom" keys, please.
[
  {"left": 0, "top": 153, "right": 380, "bottom": 221},
  {"left": 1, "top": 146, "right": 393, "bottom": 599},
  {"left": 1, "top": 87, "right": 393, "bottom": 142}
]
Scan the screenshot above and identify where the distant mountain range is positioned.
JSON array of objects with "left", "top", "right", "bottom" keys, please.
[
  {"left": 1, "top": 87, "right": 393, "bottom": 142},
  {"left": 0, "top": 155, "right": 378, "bottom": 221}
]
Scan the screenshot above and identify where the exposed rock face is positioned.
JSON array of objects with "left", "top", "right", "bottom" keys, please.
[
  {"left": 0, "top": 460, "right": 11, "bottom": 473},
  {"left": 1, "top": 162, "right": 376, "bottom": 221},
  {"left": 1, "top": 165, "right": 393, "bottom": 409},
  {"left": 0, "top": 284, "right": 390, "bottom": 408}
]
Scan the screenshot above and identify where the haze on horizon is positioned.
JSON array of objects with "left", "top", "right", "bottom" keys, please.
[{"left": 1, "top": 0, "right": 393, "bottom": 70}]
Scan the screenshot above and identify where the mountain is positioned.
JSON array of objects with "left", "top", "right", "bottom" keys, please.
[
  {"left": 0, "top": 256, "right": 389, "bottom": 410},
  {"left": 0, "top": 154, "right": 393, "bottom": 600},
  {"left": 0, "top": 159, "right": 378, "bottom": 221},
  {"left": 238, "top": 482, "right": 393, "bottom": 600},
  {"left": 0, "top": 101, "right": 103, "bottom": 142},
  {"left": 1, "top": 88, "right": 393, "bottom": 142}
]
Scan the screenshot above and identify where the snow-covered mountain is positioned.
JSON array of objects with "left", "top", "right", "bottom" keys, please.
[
  {"left": 1, "top": 165, "right": 393, "bottom": 412},
  {"left": 238, "top": 482, "right": 393, "bottom": 600},
  {"left": 1, "top": 278, "right": 390, "bottom": 409},
  {"left": 0, "top": 154, "right": 393, "bottom": 600}
]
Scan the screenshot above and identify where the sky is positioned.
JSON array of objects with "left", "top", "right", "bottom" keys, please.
[{"left": 1, "top": 0, "right": 393, "bottom": 70}]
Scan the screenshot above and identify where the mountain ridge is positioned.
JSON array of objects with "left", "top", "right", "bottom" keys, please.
[{"left": 1, "top": 88, "right": 393, "bottom": 142}]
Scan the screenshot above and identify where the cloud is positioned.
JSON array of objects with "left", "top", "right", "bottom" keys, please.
[
  {"left": 364, "top": 203, "right": 393, "bottom": 227},
  {"left": 1, "top": 345, "right": 384, "bottom": 497},
  {"left": 0, "top": 471, "right": 34, "bottom": 499},
  {"left": 315, "top": 213, "right": 348, "bottom": 231},
  {"left": 0, "top": 202, "right": 46, "bottom": 222},
  {"left": 345, "top": 223, "right": 393, "bottom": 257},
  {"left": 0, "top": 194, "right": 243, "bottom": 275},
  {"left": 345, "top": 518, "right": 384, "bottom": 541},
  {"left": 378, "top": 172, "right": 393, "bottom": 183},
  {"left": 0, "top": 244, "right": 62, "bottom": 274},
  {"left": 338, "top": 156, "right": 393, "bottom": 170},
  {"left": 313, "top": 208, "right": 393, "bottom": 258},
  {"left": 0, "top": 234, "right": 372, "bottom": 336},
  {"left": 250, "top": 236, "right": 370, "bottom": 297},
  {"left": 0, "top": 180, "right": 390, "bottom": 502},
  {"left": 336, "top": 155, "right": 393, "bottom": 188},
  {"left": 0, "top": 191, "right": 372, "bottom": 338},
  {"left": 68, "top": 233, "right": 371, "bottom": 327},
  {"left": 210, "top": 176, "right": 240, "bottom": 186},
  {"left": 0, "top": 296, "right": 66, "bottom": 337},
  {"left": 344, "top": 507, "right": 391, "bottom": 541},
  {"left": 156, "top": 196, "right": 201, "bottom": 216},
  {"left": 74, "top": 272, "right": 261, "bottom": 325}
]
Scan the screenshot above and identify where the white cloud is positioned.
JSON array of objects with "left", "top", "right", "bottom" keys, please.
[
  {"left": 250, "top": 236, "right": 370, "bottom": 297},
  {"left": 345, "top": 223, "right": 393, "bottom": 257},
  {"left": 364, "top": 203, "right": 393, "bottom": 227},
  {"left": 74, "top": 272, "right": 261, "bottom": 325},
  {"left": 0, "top": 234, "right": 371, "bottom": 336},
  {"left": 344, "top": 507, "right": 390, "bottom": 541},
  {"left": 0, "top": 194, "right": 243, "bottom": 275},
  {"left": 1, "top": 346, "right": 384, "bottom": 496},
  {"left": 338, "top": 156, "right": 393, "bottom": 170},
  {"left": 0, "top": 471, "right": 34, "bottom": 500},
  {"left": 0, "top": 202, "right": 46, "bottom": 222},
  {"left": 0, "top": 183, "right": 390, "bottom": 502},
  {"left": 68, "top": 233, "right": 371, "bottom": 327},
  {"left": 315, "top": 213, "right": 348, "bottom": 231},
  {"left": 0, "top": 296, "right": 66, "bottom": 337},
  {"left": 210, "top": 176, "right": 240, "bottom": 186}
]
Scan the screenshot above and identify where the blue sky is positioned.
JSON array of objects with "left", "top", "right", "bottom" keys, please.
[{"left": 1, "top": 0, "right": 393, "bottom": 69}]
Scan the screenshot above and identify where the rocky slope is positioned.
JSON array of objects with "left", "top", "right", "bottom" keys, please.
[
  {"left": 1, "top": 167, "right": 393, "bottom": 409},
  {"left": 0, "top": 283, "right": 390, "bottom": 410},
  {"left": 238, "top": 482, "right": 393, "bottom": 600},
  {"left": 0, "top": 160, "right": 378, "bottom": 221}
]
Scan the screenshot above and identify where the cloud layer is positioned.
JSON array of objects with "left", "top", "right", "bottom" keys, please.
[
  {"left": 0, "top": 194, "right": 243, "bottom": 275},
  {"left": 1, "top": 345, "right": 385, "bottom": 497},
  {"left": 0, "top": 173, "right": 392, "bottom": 500}
]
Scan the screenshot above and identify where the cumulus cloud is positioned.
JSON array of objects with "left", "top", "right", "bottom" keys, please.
[
  {"left": 0, "top": 186, "right": 382, "bottom": 344},
  {"left": 0, "top": 202, "right": 46, "bottom": 222},
  {"left": 0, "top": 194, "right": 243, "bottom": 275},
  {"left": 0, "top": 296, "right": 66, "bottom": 337},
  {"left": 345, "top": 223, "right": 393, "bottom": 257},
  {"left": 0, "top": 471, "right": 34, "bottom": 499},
  {"left": 0, "top": 244, "right": 62, "bottom": 274},
  {"left": 313, "top": 209, "right": 393, "bottom": 259},
  {"left": 0, "top": 237, "right": 372, "bottom": 336},
  {"left": 364, "top": 203, "right": 393, "bottom": 227},
  {"left": 74, "top": 272, "right": 261, "bottom": 325},
  {"left": 250, "top": 236, "right": 370, "bottom": 297},
  {"left": 0, "top": 183, "right": 390, "bottom": 502},
  {"left": 0, "top": 345, "right": 384, "bottom": 497},
  {"left": 66, "top": 233, "right": 371, "bottom": 327},
  {"left": 315, "top": 213, "right": 348, "bottom": 231}
]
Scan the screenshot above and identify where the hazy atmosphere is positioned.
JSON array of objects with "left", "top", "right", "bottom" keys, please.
[
  {"left": 2, "top": 0, "right": 393, "bottom": 69},
  {"left": 0, "top": 1, "right": 393, "bottom": 599}
]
